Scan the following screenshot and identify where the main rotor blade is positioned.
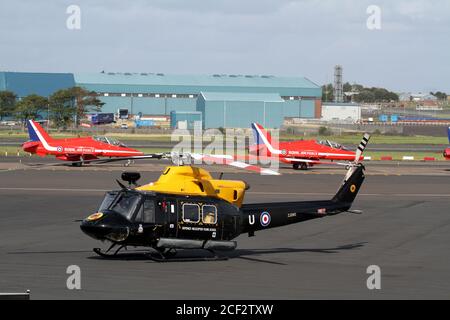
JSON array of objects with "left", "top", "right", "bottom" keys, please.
[{"left": 191, "top": 153, "right": 280, "bottom": 175}]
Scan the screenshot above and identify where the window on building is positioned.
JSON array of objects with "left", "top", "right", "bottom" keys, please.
[{"left": 182, "top": 203, "right": 200, "bottom": 223}]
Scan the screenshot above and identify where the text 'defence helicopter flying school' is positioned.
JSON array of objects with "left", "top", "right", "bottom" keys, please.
[{"left": 79, "top": 134, "right": 371, "bottom": 262}]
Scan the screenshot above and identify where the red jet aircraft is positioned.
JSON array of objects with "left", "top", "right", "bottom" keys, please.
[
  {"left": 23, "top": 120, "right": 144, "bottom": 165},
  {"left": 444, "top": 126, "right": 450, "bottom": 160},
  {"left": 250, "top": 123, "right": 369, "bottom": 170}
]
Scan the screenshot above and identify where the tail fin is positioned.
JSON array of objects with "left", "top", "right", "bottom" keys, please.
[
  {"left": 251, "top": 123, "right": 280, "bottom": 155},
  {"left": 332, "top": 165, "right": 365, "bottom": 205},
  {"left": 27, "top": 120, "right": 53, "bottom": 143},
  {"left": 447, "top": 126, "right": 450, "bottom": 144}
]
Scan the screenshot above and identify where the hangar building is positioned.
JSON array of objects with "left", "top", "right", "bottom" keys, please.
[
  {"left": 0, "top": 72, "right": 75, "bottom": 97},
  {"left": 1, "top": 71, "right": 322, "bottom": 128}
]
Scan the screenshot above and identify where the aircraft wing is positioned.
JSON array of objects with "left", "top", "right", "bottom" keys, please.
[{"left": 25, "top": 153, "right": 165, "bottom": 167}]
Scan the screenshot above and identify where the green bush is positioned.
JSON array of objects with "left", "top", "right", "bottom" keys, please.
[{"left": 318, "top": 126, "right": 332, "bottom": 136}]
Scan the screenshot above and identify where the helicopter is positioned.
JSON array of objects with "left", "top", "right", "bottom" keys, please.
[{"left": 80, "top": 134, "right": 370, "bottom": 262}]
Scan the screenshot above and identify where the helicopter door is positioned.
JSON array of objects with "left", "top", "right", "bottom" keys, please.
[{"left": 157, "top": 198, "right": 177, "bottom": 237}]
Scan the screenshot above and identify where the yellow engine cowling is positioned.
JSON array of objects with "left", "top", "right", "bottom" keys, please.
[{"left": 136, "top": 166, "right": 247, "bottom": 207}]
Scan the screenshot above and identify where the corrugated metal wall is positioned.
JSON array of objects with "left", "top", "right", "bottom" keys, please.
[
  {"left": 170, "top": 111, "right": 202, "bottom": 129},
  {"left": 283, "top": 99, "right": 316, "bottom": 118},
  {"left": 0, "top": 72, "right": 75, "bottom": 97},
  {"left": 0, "top": 73, "right": 6, "bottom": 91},
  {"left": 98, "top": 96, "right": 196, "bottom": 115},
  {"left": 197, "top": 96, "right": 284, "bottom": 129}
]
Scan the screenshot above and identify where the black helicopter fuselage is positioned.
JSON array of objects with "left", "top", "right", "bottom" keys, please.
[{"left": 80, "top": 166, "right": 365, "bottom": 254}]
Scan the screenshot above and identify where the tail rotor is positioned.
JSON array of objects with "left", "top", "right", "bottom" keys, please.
[{"left": 354, "top": 133, "right": 371, "bottom": 165}]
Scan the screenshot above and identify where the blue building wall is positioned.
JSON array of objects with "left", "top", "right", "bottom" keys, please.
[
  {"left": 197, "top": 92, "right": 285, "bottom": 129},
  {"left": 98, "top": 96, "right": 196, "bottom": 115},
  {"left": 300, "top": 100, "right": 315, "bottom": 118},
  {"left": 0, "top": 72, "right": 75, "bottom": 97},
  {"left": 170, "top": 111, "right": 202, "bottom": 129},
  {"left": 282, "top": 100, "right": 316, "bottom": 118}
]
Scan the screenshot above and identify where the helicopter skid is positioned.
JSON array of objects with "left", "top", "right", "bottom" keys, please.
[
  {"left": 93, "top": 247, "right": 125, "bottom": 258},
  {"left": 92, "top": 247, "right": 228, "bottom": 262},
  {"left": 147, "top": 249, "right": 229, "bottom": 263}
]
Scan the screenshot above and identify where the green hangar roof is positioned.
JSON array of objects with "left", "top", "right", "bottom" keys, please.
[{"left": 74, "top": 73, "right": 321, "bottom": 97}]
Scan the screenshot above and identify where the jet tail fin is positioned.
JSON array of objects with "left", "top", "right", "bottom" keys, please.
[
  {"left": 251, "top": 123, "right": 280, "bottom": 155},
  {"left": 447, "top": 126, "right": 450, "bottom": 144},
  {"left": 27, "top": 120, "right": 53, "bottom": 143}
]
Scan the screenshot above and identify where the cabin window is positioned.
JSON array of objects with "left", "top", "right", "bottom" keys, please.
[
  {"left": 182, "top": 203, "right": 200, "bottom": 223},
  {"left": 135, "top": 199, "right": 155, "bottom": 223},
  {"left": 202, "top": 205, "right": 217, "bottom": 224}
]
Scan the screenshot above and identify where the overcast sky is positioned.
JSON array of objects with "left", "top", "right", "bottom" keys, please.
[{"left": 0, "top": 0, "right": 449, "bottom": 92}]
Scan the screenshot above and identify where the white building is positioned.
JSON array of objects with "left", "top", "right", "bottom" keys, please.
[{"left": 321, "top": 103, "right": 361, "bottom": 123}]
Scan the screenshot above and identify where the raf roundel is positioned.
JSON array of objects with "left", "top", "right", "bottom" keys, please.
[
  {"left": 260, "top": 211, "right": 271, "bottom": 227},
  {"left": 57, "top": 146, "right": 63, "bottom": 153}
]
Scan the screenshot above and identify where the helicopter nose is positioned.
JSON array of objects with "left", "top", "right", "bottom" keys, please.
[{"left": 80, "top": 211, "right": 130, "bottom": 242}]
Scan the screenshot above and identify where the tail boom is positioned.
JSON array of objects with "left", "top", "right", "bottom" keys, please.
[{"left": 240, "top": 165, "right": 365, "bottom": 234}]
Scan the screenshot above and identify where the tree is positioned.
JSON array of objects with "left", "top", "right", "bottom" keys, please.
[
  {"left": 49, "top": 89, "right": 77, "bottom": 129},
  {"left": 322, "top": 82, "right": 398, "bottom": 103},
  {"left": 69, "top": 87, "right": 104, "bottom": 127},
  {"left": 431, "top": 91, "right": 447, "bottom": 100},
  {"left": 0, "top": 91, "right": 17, "bottom": 120},
  {"left": 15, "top": 94, "right": 48, "bottom": 124},
  {"left": 343, "top": 82, "right": 353, "bottom": 92},
  {"left": 354, "top": 89, "right": 375, "bottom": 103},
  {"left": 321, "top": 84, "right": 334, "bottom": 102},
  {"left": 48, "top": 87, "right": 104, "bottom": 129}
]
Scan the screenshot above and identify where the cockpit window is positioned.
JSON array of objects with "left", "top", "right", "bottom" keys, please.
[
  {"left": 317, "top": 140, "right": 346, "bottom": 150},
  {"left": 98, "top": 191, "right": 119, "bottom": 212},
  {"left": 93, "top": 136, "right": 125, "bottom": 146},
  {"left": 110, "top": 192, "right": 141, "bottom": 220}
]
